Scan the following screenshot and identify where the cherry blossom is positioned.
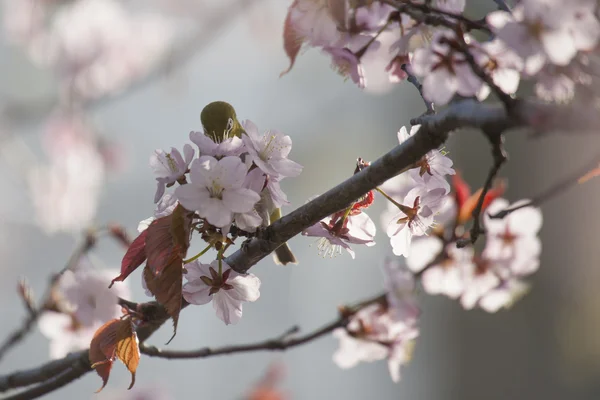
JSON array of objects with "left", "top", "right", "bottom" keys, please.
[
  {"left": 382, "top": 259, "right": 420, "bottom": 322},
  {"left": 487, "top": 0, "right": 600, "bottom": 75},
  {"left": 59, "top": 267, "right": 130, "bottom": 327},
  {"left": 397, "top": 125, "right": 455, "bottom": 193},
  {"left": 325, "top": 46, "right": 366, "bottom": 88},
  {"left": 190, "top": 130, "right": 245, "bottom": 158},
  {"left": 150, "top": 145, "right": 194, "bottom": 203},
  {"left": 174, "top": 156, "right": 260, "bottom": 228},
  {"left": 478, "top": 279, "right": 530, "bottom": 313},
  {"left": 386, "top": 186, "right": 446, "bottom": 257},
  {"left": 411, "top": 30, "right": 489, "bottom": 105},
  {"left": 475, "top": 39, "right": 523, "bottom": 96},
  {"left": 333, "top": 302, "right": 418, "bottom": 383},
  {"left": 302, "top": 211, "right": 376, "bottom": 258},
  {"left": 38, "top": 311, "right": 97, "bottom": 359},
  {"left": 483, "top": 198, "right": 543, "bottom": 264},
  {"left": 29, "top": 114, "right": 106, "bottom": 234},
  {"left": 421, "top": 243, "right": 472, "bottom": 299},
  {"left": 241, "top": 120, "right": 303, "bottom": 179},
  {"left": 39, "top": 266, "right": 130, "bottom": 359},
  {"left": 460, "top": 257, "right": 503, "bottom": 310},
  {"left": 182, "top": 260, "right": 261, "bottom": 325},
  {"left": 16, "top": 0, "right": 174, "bottom": 99}
]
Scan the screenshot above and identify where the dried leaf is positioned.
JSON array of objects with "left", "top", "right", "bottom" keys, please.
[
  {"left": 143, "top": 259, "right": 183, "bottom": 342},
  {"left": 115, "top": 318, "right": 140, "bottom": 390},
  {"left": 579, "top": 163, "right": 600, "bottom": 184},
  {"left": 110, "top": 230, "right": 148, "bottom": 288},
  {"left": 280, "top": 1, "right": 303, "bottom": 78},
  {"left": 457, "top": 179, "right": 505, "bottom": 224},
  {"left": 146, "top": 204, "right": 191, "bottom": 275},
  {"left": 89, "top": 318, "right": 140, "bottom": 392},
  {"left": 452, "top": 172, "right": 471, "bottom": 212}
]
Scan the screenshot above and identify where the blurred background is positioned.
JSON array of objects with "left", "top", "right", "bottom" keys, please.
[{"left": 0, "top": 0, "right": 599, "bottom": 399}]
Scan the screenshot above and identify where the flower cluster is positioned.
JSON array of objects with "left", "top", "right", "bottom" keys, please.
[
  {"left": 140, "top": 102, "right": 302, "bottom": 325},
  {"left": 334, "top": 260, "right": 419, "bottom": 382},
  {"left": 38, "top": 266, "right": 130, "bottom": 359},
  {"left": 282, "top": 0, "right": 600, "bottom": 104},
  {"left": 3, "top": 0, "right": 173, "bottom": 99}
]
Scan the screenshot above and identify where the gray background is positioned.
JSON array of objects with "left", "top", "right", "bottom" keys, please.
[{"left": 1, "top": 0, "right": 600, "bottom": 399}]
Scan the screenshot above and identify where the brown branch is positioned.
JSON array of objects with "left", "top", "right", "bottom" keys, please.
[
  {"left": 402, "top": 64, "right": 435, "bottom": 115},
  {"left": 492, "top": 0, "right": 511, "bottom": 12},
  {"left": 489, "top": 149, "right": 600, "bottom": 219},
  {"left": 0, "top": 97, "right": 544, "bottom": 399},
  {"left": 140, "top": 294, "right": 385, "bottom": 359},
  {"left": 457, "top": 127, "right": 507, "bottom": 247}
]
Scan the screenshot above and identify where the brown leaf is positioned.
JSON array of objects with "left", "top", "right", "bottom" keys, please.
[
  {"left": 115, "top": 318, "right": 140, "bottom": 390},
  {"left": 143, "top": 258, "right": 183, "bottom": 342},
  {"left": 89, "top": 319, "right": 120, "bottom": 392},
  {"left": 89, "top": 318, "right": 140, "bottom": 392},
  {"left": 146, "top": 204, "right": 191, "bottom": 275},
  {"left": 110, "top": 230, "right": 148, "bottom": 288},
  {"left": 280, "top": 1, "right": 303, "bottom": 78}
]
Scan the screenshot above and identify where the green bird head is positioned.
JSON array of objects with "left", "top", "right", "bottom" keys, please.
[{"left": 200, "top": 101, "right": 245, "bottom": 143}]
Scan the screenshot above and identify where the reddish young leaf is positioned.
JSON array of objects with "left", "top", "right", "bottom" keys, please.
[
  {"left": 146, "top": 204, "right": 191, "bottom": 275},
  {"left": 458, "top": 180, "right": 506, "bottom": 224},
  {"left": 143, "top": 259, "right": 183, "bottom": 342},
  {"left": 110, "top": 230, "right": 148, "bottom": 288},
  {"left": 280, "top": 1, "right": 303, "bottom": 78},
  {"left": 89, "top": 317, "right": 140, "bottom": 392},
  {"left": 89, "top": 319, "right": 121, "bottom": 392},
  {"left": 452, "top": 172, "right": 472, "bottom": 212},
  {"left": 579, "top": 162, "right": 600, "bottom": 184}
]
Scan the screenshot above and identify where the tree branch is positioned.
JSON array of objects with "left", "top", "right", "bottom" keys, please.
[
  {"left": 402, "top": 64, "right": 435, "bottom": 115},
  {"left": 140, "top": 294, "right": 385, "bottom": 359}
]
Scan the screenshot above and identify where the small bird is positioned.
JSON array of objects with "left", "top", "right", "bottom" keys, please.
[{"left": 200, "top": 101, "right": 297, "bottom": 265}]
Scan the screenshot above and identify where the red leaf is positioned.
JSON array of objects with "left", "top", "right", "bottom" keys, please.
[
  {"left": 143, "top": 259, "right": 183, "bottom": 343},
  {"left": 146, "top": 205, "right": 191, "bottom": 275},
  {"left": 579, "top": 162, "right": 600, "bottom": 184},
  {"left": 89, "top": 318, "right": 140, "bottom": 392},
  {"left": 452, "top": 172, "right": 471, "bottom": 212},
  {"left": 280, "top": 1, "right": 303, "bottom": 78},
  {"left": 110, "top": 230, "right": 148, "bottom": 288}
]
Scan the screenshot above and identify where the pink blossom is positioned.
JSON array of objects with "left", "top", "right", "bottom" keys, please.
[
  {"left": 333, "top": 303, "right": 418, "bottom": 383},
  {"left": 411, "top": 30, "right": 489, "bottom": 105},
  {"left": 302, "top": 211, "right": 376, "bottom": 258},
  {"left": 386, "top": 186, "right": 446, "bottom": 257},
  {"left": 421, "top": 243, "right": 473, "bottom": 299},
  {"left": 38, "top": 266, "right": 130, "bottom": 359},
  {"left": 325, "top": 47, "right": 366, "bottom": 89},
  {"left": 397, "top": 125, "right": 455, "bottom": 193},
  {"left": 190, "top": 131, "right": 245, "bottom": 158},
  {"left": 175, "top": 156, "right": 260, "bottom": 228},
  {"left": 483, "top": 198, "right": 542, "bottom": 268},
  {"left": 241, "top": 120, "right": 303, "bottom": 178},
  {"left": 488, "top": 0, "right": 600, "bottom": 75},
  {"left": 38, "top": 312, "right": 96, "bottom": 359},
  {"left": 286, "top": 0, "right": 344, "bottom": 48},
  {"left": 478, "top": 279, "right": 530, "bottom": 313},
  {"left": 182, "top": 260, "right": 261, "bottom": 325},
  {"left": 382, "top": 259, "right": 420, "bottom": 323},
  {"left": 150, "top": 145, "right": 194, "bottom": 203},
  {"left": 29, "top": 113, "right": 105, "bottom": 234}
]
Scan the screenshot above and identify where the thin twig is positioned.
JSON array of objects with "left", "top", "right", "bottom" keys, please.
[
  {"left": 489, "top": 149, "right": 600, "bottom": 219},
  {"left": 0, "top": 230, "right": 97, "bottom": 363},
  {"left": 492, "top": 0, "right": 511, "bottom": 12},
  {"left": 401, "top": 64, "right": 435, "bottom": 115},
  {"left": 457, "top": 128, "right": 507, "bottom": 247},
  {"left": 140, "top": 294, "right": 385, "bottom": 359}
]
